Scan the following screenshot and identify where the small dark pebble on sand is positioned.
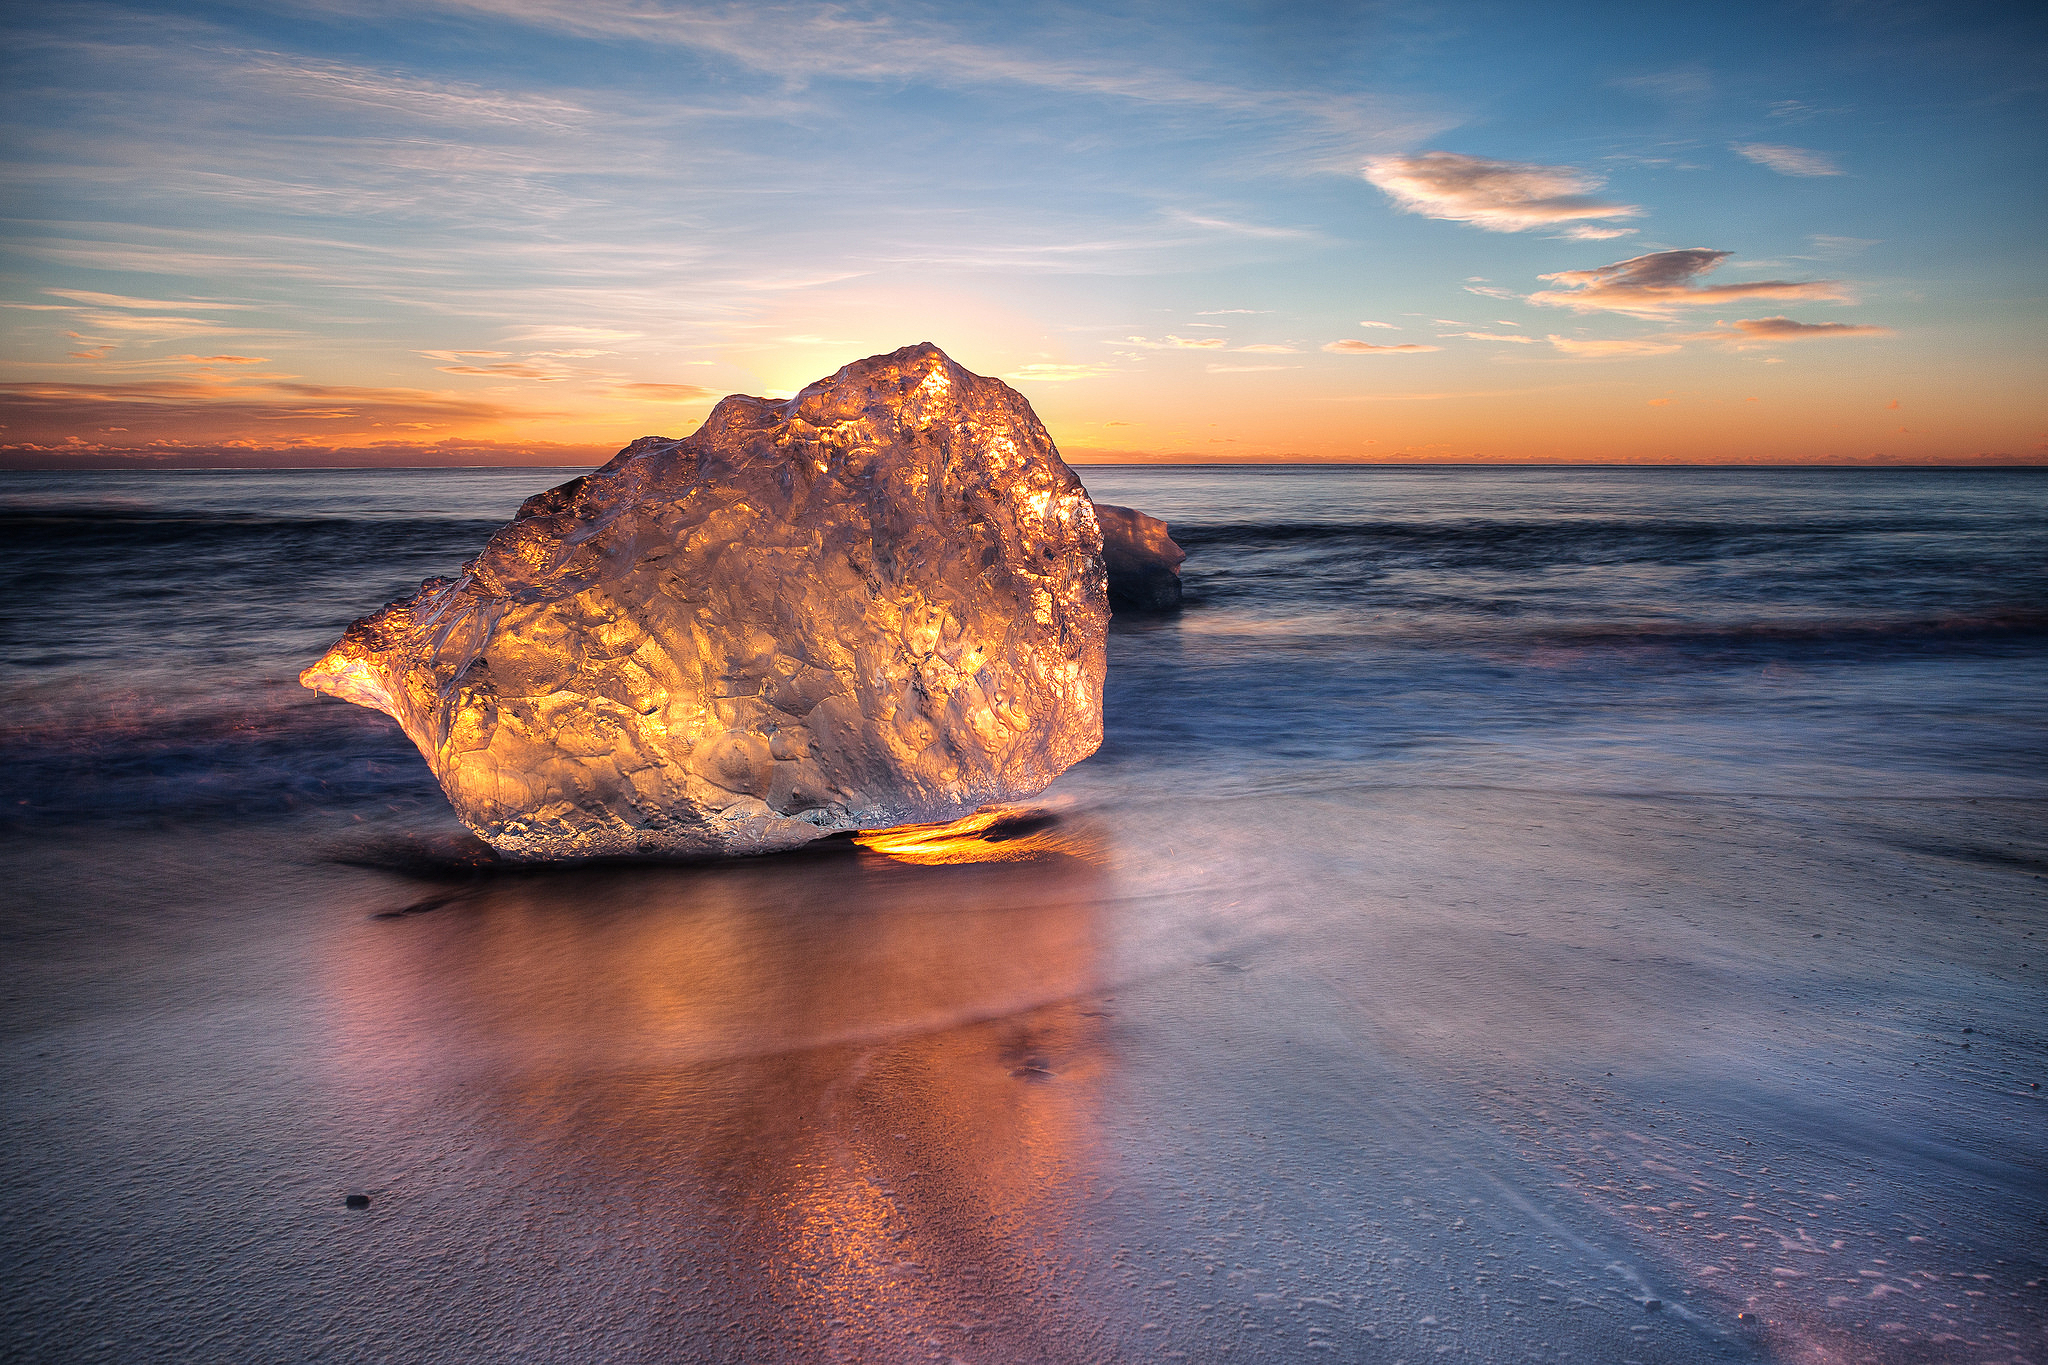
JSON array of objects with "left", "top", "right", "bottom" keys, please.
[{"left": 345, "top": 1194, "right": 370, "bottom": 1209}]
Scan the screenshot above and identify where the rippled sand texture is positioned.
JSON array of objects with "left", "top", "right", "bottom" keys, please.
[{"left": 3, "top": 466, "right": 2044, "bottom": 1363}]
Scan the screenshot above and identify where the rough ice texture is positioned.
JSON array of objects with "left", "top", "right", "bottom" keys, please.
[
  {"left": 1095, "top": 504, "right": 1186, "bottom": 611},
  {"left": 302, "top": 344, "right": 1109, "bottom": 860}
]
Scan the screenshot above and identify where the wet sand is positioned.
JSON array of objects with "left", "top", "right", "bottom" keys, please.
[{"left": 4, "top": 781, "right": 2041, "bottom": 1364}]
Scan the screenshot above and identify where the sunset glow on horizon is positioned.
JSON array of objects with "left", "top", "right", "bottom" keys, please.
[{"left": 3, "top": 2, "right": 2042, "bottom": 469}]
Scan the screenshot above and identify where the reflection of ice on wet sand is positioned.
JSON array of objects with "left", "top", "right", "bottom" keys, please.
[
  {"left": 326, "top": 811, "right": 1130, "bottom": 1066},
  {"left": 313, "top": 817, "right": 1129, "bottom": 1360}
]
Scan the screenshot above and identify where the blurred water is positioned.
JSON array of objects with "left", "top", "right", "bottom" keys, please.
[
  {"left": 1083, "top": 465, "right": 2048, "bottom": 801},
  {"left": 3, "top": 466, "right": 2044, "bottom": 1363}
]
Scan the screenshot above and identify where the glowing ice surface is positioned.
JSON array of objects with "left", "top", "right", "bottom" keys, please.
[{"left": 302, "top": 344, "right": 1109, "bottom": 860}]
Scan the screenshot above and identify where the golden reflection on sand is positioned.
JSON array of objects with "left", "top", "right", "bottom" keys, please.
[
  {"left": 756, "top": 1002, "right": 1111, "bottom": 1357},
  {"left": 319, "top": 820, "right": 1120, "bottom": 1355}
]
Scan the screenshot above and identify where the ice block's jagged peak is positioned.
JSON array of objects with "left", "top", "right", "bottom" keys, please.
[{"left": 301, "top": 344, "right": 1109, "bottom": 861}]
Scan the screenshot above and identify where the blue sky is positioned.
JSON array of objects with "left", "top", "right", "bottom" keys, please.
[{"left": 2, "top": 0, "right": 2042, "bottom": 465}]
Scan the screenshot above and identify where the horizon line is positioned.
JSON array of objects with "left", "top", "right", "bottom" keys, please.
[{"left": 4, "top": 460, "right": 2044, "bottom": 473}]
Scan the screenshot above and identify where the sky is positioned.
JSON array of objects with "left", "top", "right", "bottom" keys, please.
[{"left": 2, "top": 0, "right": 2043, "bottom": 468}]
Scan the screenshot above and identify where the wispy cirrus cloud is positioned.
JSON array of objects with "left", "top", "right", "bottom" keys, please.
[
  {"left": 1546, "top": 315, "right": 1891, "bottom": 358},
  {"left": 44, "top": 289, "right": 253, "bottom": 310},
  {"left": 1612, "top": 67, "right": 1712, "bottom": 103},
  {"left": 1733, "top": 143, "right": 1843, "bottom": 176},
  {"left": 1766, "top": 99, "right": 1842, "bottom": 122},
  {"left": 9, "top": 287, "right": 271, "bottom": 341},
  {"left": 1168, "top": 211, "right": 1316, "bottom": 240},
  {"left": 419, "top": 347, "right": 596, "bottom": 380},
  {"left": 1363, "top": 152, "right": 1641, "bottom": 238},
  {"left": 60, "top": 312, "right": 260, "bottom": 338},
  {"left": 1681, "top": 316, "right": 1893, "bottom": 347},
  {"left": 410, "top": 0, "right": 1435, "bottom": 146},
  {"left": 504, "top": 325, "right": 645, "bottom": 343},
  {"left": 611, "top": 381, "right": 715, "bottom": 400},
  {"left": 1123, "top": 335, "right": 1229, "bottom": 350},
  {"left": 0, "top": 376, "right": 533, "bottom": 448},
  {"left": 1323, "top": 339, "right": 1439, "bottom": 354},
  {"left": 1545, "top": 335, "right": 1685, "bottom": 358},
  {"left": 1529, "top": 249, "right": 1851, "bottom": 317},
  {"left": 0, "top": 436, "right": 609, "bottom": 471},
  {"left": 1004, "top": 362, "right": 1114, "bottom": 382},
  {"left": 328, "top": 0, "right": 1452, "bottom": 205},
  {"left": 240, "top": 52, "right": 594, "bottom": 129},
  {"left": 1441, "top": 331, "right": 1535, "bottom": 344},
  {"left": 4, "top": 9, "right": 1438, "bottom": 419},
  {"left": 434, "top": 360, "right": 575, "bottom": 379}
]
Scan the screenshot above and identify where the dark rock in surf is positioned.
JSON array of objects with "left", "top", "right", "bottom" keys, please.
[{"left": 1095, "top": 503, "right": 1186, "bottom": 611}]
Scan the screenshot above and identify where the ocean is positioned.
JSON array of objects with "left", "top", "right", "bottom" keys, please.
[{"left": 3, "top": 465, "right": 2044, "bottom": 1363}]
